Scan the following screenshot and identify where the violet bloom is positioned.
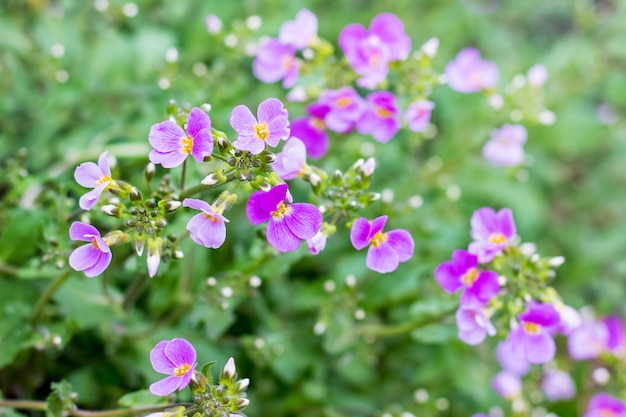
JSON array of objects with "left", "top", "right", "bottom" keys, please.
[
  {"left": 230, "top": 98, "right": 290, "bottom": 155},
  {"left": 306, "top": 230, "right": 327, "bottom": 255},
  {"left": 272, "top": 138, "right": 307, "bottom": 180},
  {"left": 405, "top": 100, "right": 435, "bottom": 133},
  {"left": 205, "top": 14, "right": 222, "bottom": 34},
  {"left": 350, "top": 215, "right": 414, "bottom": 274},
  {"left": 318, "top": 87, "right": 366, "bottom": 133},
  {"left": 445, "top": 47, "right": 499, "bottom": 93},
  {"left": 246, "top": 183, "right": 322, "bottom": 252},
  {"left": 339, "top": 13, "right": 411, "bottom": 88},
  {"left": 482, "top": 124, "right": 527, "bottom": 167},
  {"left": 289, "top": 103, "right": 330, "bottom": 159},
  {"left": 356, "top": 91, "right": 400, "bottom": 143},
  {"left": 567, "top": 321, "right": 609, "bottom": 360},
  {"left": 468, "top": 207, "right": 516, "bottom": 263},
  {"left": 182, "top": 198, "right": 229, "bottom": 249},
  {"left": 253, "top": 39, "right": 298, "bottom": 88},
  {"left": 507, "top": 302, "right": 561, "bottom": 364},
  {"left": 149, "top": 108, "right": 213, "bottom": 169},
  {"left": 496, "top": 339, "right": 530, "bottom": 376},
  {"left": 279, "top": 9, "right": 318, "bottom": 50},
  {"left": 491, "top": 371, "right": 521, "bottom": 400},
  {"left": 541, "top": 370, "right": 576, "bottom": 402},
  {"left": 584, "top": 393, "right": 626, "bottom": 417},
  {"left": 69, "top": 221, "right": 112, "bottom": 277},
  {"left": 527, "top": 64, "right": 548, "bottom": 87},
  {"left": 149, "top": 338, "right": 197, "bottom": 396},
  {"left": 456, "top": 306, "right": 496, "bottom": 345},
  {"left": 74, "top": 151, "right": 113, "bottom": 210},
  {"left": 434, "top": 249, "right": 500, "bottom": 308},
  {"left": 604, "top": 315, "right": 626, "bottom": 353},
  {"left": 557, "top": 304, "right": 582, "bottom": 335}
]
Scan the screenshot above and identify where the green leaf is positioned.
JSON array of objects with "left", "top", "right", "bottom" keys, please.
[
  {"left": 118, "top": 390, "right": 161, "bottom": 408},
  {"left": 200, "top": 361, "right": 216, "bottom": 382},
  {"left": 46, "top": 380, "right": 74, "bottom": 417},
  {"left": 409, "top": 298, "right": 458, "bottom": 321},
  {"left": 411, "top": 323, "right": 458, "bottom": 344}
]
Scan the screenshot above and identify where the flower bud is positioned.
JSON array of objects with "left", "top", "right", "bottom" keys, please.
[
  {"left": 261, "top": 152, "right": 276, "bottom": 163},
  {"left": 201, "top": 173, "right": 219, "bottom": 186},
  {"left": 101, "top": 204, "right": 122, "bottom": 217},
  {"left": 134, "top": 234, "right": 146, "bottom": 256},
  {"left": 145, "top": 199, "right": 157, "bottom": 209},
  {"left": 235, "top": 398, "right": 250, "bottom": 409},
  {"left": 236, "top": 378, "right": 250, "bottom": 392},
  {"left": 146, "top": 237, "right": 163, "bottom": 278},
  {"left": 222, "top": 357, "right": 236, "bottom": 379},
  {"left": 145, "top": 163, "right": 155, "bottom": 183},
  {"left": 154, "top": 217, "right": 168, "bottom": 228},
  {"left": 173, "top": 250, "right": 184, "bottom": 259},
  {"left": 103, "top": 230, "right": 129, "bottom": 246},
  {"left": 361, "top": 157, "right": 376, "bottom": 176},
  {"left": 162, "top": 200, "right": 181, "bottom": 212},
  {"left": 167, "top": 99, "right": 177, "bottom": 116},
  {"left": 129, "top": 187, "right": 143, "bottom": 202}
]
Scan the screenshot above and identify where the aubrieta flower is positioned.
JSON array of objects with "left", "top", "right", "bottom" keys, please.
[
  {"left": 507, "top": 302, "right": 561, "bottom": 364},
  {"left": 405, "top": 100, "right": 435, "bottom": 133},
  {"left": 468, "top": 207, "right": 516, "bottom": 263},
  {"left": 445, "top": 47, "right": 499, "bottom": 93},
  {"left": 605, "top": 315, "right": 626, "bottom": 353},
  {"left": 434, "top": 249, "right": 500, "bottom": 308},
  {"left": 567, "top": 321, "right": 609, "bottom": 360},
  {"left": 584, "top": 393, "right": 626, "bottom": 417},
  {"left": 356, "top": 91, "right": 400, "bottom": 143},
  {"left": 149, "top": 108, "right": 213, "bottom": 168},
  {"left": 318, "top": 87, "right": 366, "bottom": 133},
  {"left": 306, "top": 230, "right": 327, "bottom": 255},
  {"left": 527, "top": 64, "right": 548, "bottom": 87},
  {"left": 279, "top": 9, "right": 318, "bottom": 50},
  {"left": 272, "top": 138, "right": 308, "bottom": 180},
  {"left": 246, "top": 183, "right": 322, "bottom": 252},
  {"left": 149, "top": 338, "right": 197, "bottom": 396},
  {"left": 496, "top": 339, "right": 530, "bottom": 376},
  {"left": 491, "top": 371, "right": 521, "bottom": 400},
  {"left": 289, "top": 103, "right": 330, "bottom": 159},
  {"left": 69, "top": 221, "right": 112, "bottom": 277},
  {"left": 74, "top": 151, "right": 113, "bottom": 210},
  {"left": 339, "top": 13, "right": 411, "bottom": 89},
  {"left": 231, "top": 98, "right": 290, "bottom": 155},
  {"left": 252, "top": 39, "right": 298, "bottom": 88},
  {"left": 541, "top": 370, "right": 576, "bottom": 402},
  {"left": 350, "top": 215, "right": 414, "bottom": 273},
  {"left": 182, "top": 198, "right": 229, "bottom": 249},
  {"left": 482, "top": 124, "right": 527, "bottom": 167},
  {"left": 556, "top": 303, "right": 582, "bottom": 335},
  {"left": 456, "top": 306, "right": 496, "bottom": 345}
]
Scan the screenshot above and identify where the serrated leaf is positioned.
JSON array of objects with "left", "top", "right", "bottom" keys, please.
[{"left": 200, "top": 361, "right": 216, "bottom": 382}]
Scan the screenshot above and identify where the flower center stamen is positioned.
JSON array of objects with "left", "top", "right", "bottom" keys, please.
[
  {"left": 272, "top": 201, "right": 290, "bottom": 219},
  {"left": 311, "top": 117, "right": 325, "bottom": 131},
  {"left": 204, "top": 213, "right": 219, "bottom": 222},
  {"left": 254, "top": 123, "right": 269, "bottom": 140},
  {"left": 461, "top": 268, "right": 479, "bottom": 286},
  {"left": 375, "top": 107, "right": 392, "bottom": 118},
  {"left": 173, "top": 363, "right": 191, "bottom": 377},
  {"left": 524, "top": 322, "right": 541, "bottom": 335},
  {"left": 180, "top": 136, "right": 194, "bottom": 155},
  {"left": 488, "top": 233, "right": 507, "bottom": 244},
  {"left": 336, "top": 97, "right": 352, "bottom": 108},
  {"left": 370, "top": 231, "right": 388, "bottom": 248},
  {"left": 95, "top": 175, "right": 112, "bottom": 187}
]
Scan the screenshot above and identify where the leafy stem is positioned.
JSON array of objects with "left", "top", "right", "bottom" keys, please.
[
  {"left": 30, "top": 270, "right": 72, "bottom": 327},
  {"left": 0, "top": 399, "right": 192, "bottom": 417}
]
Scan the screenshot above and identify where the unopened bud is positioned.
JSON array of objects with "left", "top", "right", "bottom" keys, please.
[
  {"left": 145, "top": 163, "right": 155, "bottom": 183},
  {"left": 421, "top": 37, "right": 439, "bottom": 58},
  {"left": 103, "top": 230, "right": 129, "bottom": 246},
  {"left": 146, "top": 237, "right": 163, "bottom": 278},
  {"left": 235, "top": 398, "right": 250, "bottom": 409},
  {"left": 201, "top": 173, "right": 219, "bottom": 186},
  {"left": 173, "top": 250, "right": 184, "bottom": 259},
  {"left": 163, "top": 200, "right": 181, "bottom": 212},
  {"left": 236, "top": 378, "right": 250, "bottom": 392},
  {"left": 237, "top": 171, "right": 249, "bottom": 182},
  {"left": 548, "top": 256, "right": 565, "bottom": 267},
  {"left": 261, "top": 152, "right": 276, "bottom": 163},
  {"left": 134, "top": 235, "right": 146, "bottom": 256},
  {"left": 101, "top": 204, "right": 122, "bottom": 217},
  {"left": 309, "top": 173, "right": 321, "bottom": 187},
  {"left": 351, "top": 158, "right": 364, "bottom": 171},
  {"left": 129, "top": 187, "right": 142, "bottom": 202},
  {"left": 167, "top": 99, "right": 177, "bottom": 116},
  {"left": 362, "top": 157, "right": 376, "bottom": 176},
  {"left": 154, "top": 218, "right": 167, "bottom": 228},
  {"left": 222, "top": 357, "right": 236, "bottom": 379},
  {"left": 145, "top": 199, "right": 156, "bottom": 209}
]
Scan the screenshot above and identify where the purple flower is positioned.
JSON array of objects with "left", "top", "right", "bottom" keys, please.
[
  {"left": 74, "top": 151, "right": 113, "bottom": 210},
  {"left": 272, "top": 138, "right": 307, "bottom": 180},
  {"left": 318, "top": 87, "right": 366, "bottom": 133},
  {"left": 339, "top": 13, "right": 411, "bottom": 88},
  {"left": 253, "top": 39, "right": 298, "bottom": 88},
  {"left": 496, "top": 339, "right": 530, "bottom": 376},
  {"left": 434, "top": 250, "right": 500, "bottom": 308},
  {"left": 350, "top": 215, "right": 414, "bottom": 273},
  {"left": 527, "top": 64, "right": 548, "bottom": 86},
  {"left": 584, "top": 393, "right": 626, "bottom": 417},
  {"left": 507, "top": 302, "right": 561, "bottom": 364},
  {"left": 482, "top": 124, "right": 527, "bottom": 167},
  {"left": 567, "top": 321, "right": 609, "bottom": 360},
  {"left": 69, "top": 222, "right": 112, "bottom": 277},
  {"left": 306, "top": 230, "right": 327, "bottom": 255},
  {"left": 491, "top": 371, "right": 521, "bottom": 400},
  {"left": 149, "top": 338, "right": 197, "bottom": 396},
  {"left": 541, "top": 370, "right": 576, "bottom": 402},
  {"left": 468, "top": 207, "right": 516, "bottom": 263},
  {"left": 231, "top": 98, "right": 290, "bottom": 155},
  {"left": 557, "top": 304, "right": 582, "bottom": 335},
  {"left": 279, "top": 9, "right": 318, "bottom": 50},
  {"left": 456, "top": 306, "right": 495, "bottom": 345},
  {"left": 182, "top": 198, "right": 229, "bottom": 249},
  {"left": 604, "top": 315, "right": 626, "bottom": 353},
  {"left": 149, "top": 108, "right": 213, "bottom": 169},
  {"left": 445, "top": 48, "right": 499, "bottom": 93},
  {"left": 246, "top": 184, "right": 322, "bottom": 252},
  {"left": 289, "top": 103, "right": 330, "bottom": 159},
  {"left": 356, "top": 91, "right": 400, "bottom": 143},
  {"left": 405, "top": 100, "right": 435, "bottom": 133},
  {"left": 205, "top": 14, "right": 222, "bottom": 34}
]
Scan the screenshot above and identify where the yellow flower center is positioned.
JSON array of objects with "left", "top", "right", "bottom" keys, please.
[
  {"left": 369, "top": 52, "right": 381, "bottom": 67},
  {"left": 336, "top": 97, "right": 352, "bottom": 108},
  {"left": 91, "top": 237, "right": 102, "bottom": 250},
  {"left": 180, "top": 135, "right": 194, "bottom": 155},
  {"left": 601, "top": 409, "right": 615, "bottom": 417},
  {"left": 524, "top": 322, "right": 541, "bottom": 335},
  {"left": 173, "top": 363, "right": 191, "bottom": 377},
  {"left": 95, "top": 175, "right": 113, "bottom": 189},
  {"left": 488, "top": 233, "right": 506, "bottom": 244},
  {"left": 254, "top": 122, "right": 269, "bottom": 140},
  {"left": 282, "top": 55, "right": 293, "bottom": 70},
  {"left": 461, "top": 268, "right": 479, "bottom": 285},
  {"left": 370, "top": 231, "right": 388, "bottom": 248},
  {"left": 272, "top": 202, "right": 290, "bottom": 219},
  {"left": 311, "top": 117, "right": 325, "bottom": 131},
  {"left": 375, "top": 107, "right": 392, "bottom": 118},
  {"left": 204, "top": 213, "right": 219, "bottom": 222}
]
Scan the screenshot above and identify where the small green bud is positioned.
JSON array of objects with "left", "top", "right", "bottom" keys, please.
[
  {"left": 103, "top": 230, "right": 129, "bottom": 246},
  {"left": 145, "top": 199, "right": 157, "bottom": 209},
  {"left": 154, "top": 217, "right": 168, "bottom": 228},
  {"left": 129, "top": 187, "right": 142, "bottom": 202},
  {"left": 145, "top": 163, "right": 155, "bottom": 183},
  {"left": 163, "top": 200, "right": 182, "bottom": 212},
  {"left": 235, "top": 398, "right": 250, "bottom": 409},
  {"left": 101, "top": 204, "right": 122, "bottom": 217}
]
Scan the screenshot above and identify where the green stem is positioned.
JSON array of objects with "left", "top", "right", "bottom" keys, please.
[
  {"left": 0, "top": 261, "right": 19, "bottom": 276},
  {"left": 122, "top": 273, "right": 149, "bottom": 311},
  {"left": 0, "top": 399, "right": 191, "bottom": 417},
  {"left": 30, "top": 270, "right": 72, "bottom": 326},
  {"left": 180, "top": 158, "right": 188, "bottom": 191},
  {"left": 357, "top": 304, "right": 457, "bottom": 338},
  {"left": 179, "top": 170, "right": 237, "bottom": 199}
]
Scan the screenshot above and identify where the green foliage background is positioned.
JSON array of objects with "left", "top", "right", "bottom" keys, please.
[{"left": 1, "top": 0, "right": 626, "bottom": 416}]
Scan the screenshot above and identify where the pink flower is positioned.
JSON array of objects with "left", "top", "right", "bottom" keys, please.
[
  {"left": 149, "top": 338, "right": 197, "bottom": 396},
  {"left": 74, "top": 151, "right": 113, "bottom": 210},
  {"left": 253, "top": 39, "right": 298, "bottom": 88},
  {"left": 182, "top": 198, "right": 229, "bottom": 249},
  {"left": 527, "top": 64, "right": 548, "bottom": 86},
  {"left": 405, "top": 100, "right": 435, "bottom": 133},
  {"left": 230, "top": 98, "right": 290, "bottom": 155},
  {"left": 272, "top": 138, "right": 308, "bottom": 180},
  {"left": 350, "top": 215, "right": 414, "bottom": 273},
  {"left": 289, "top": 103, "right": 330, "bottom": 159},
  {"left": 317, "top": 87, "right": 366, "bottom": 133},
  {"left": 492, "top": 371, "right": 521, "bottom": 399},
  {"left": 148, "top": 108, "right": 213, "bottom": 168},
  {"left": 456, "top": 306, "right": 496, "bottom": 345},
  {"left": 356, "top": 91, "right": 400, "bottom": 143},
  {"left": 306, "top": 230, "right": 327, "bottom": 255},
  {"left": 584, "top": 393, "right": 626, "bottom": 417},
  {"left": 279, "top": 9, "right": 318, "bottom": 50},
  {"left": 468, "top": 207, "right": 516, "bottom": 263},
  {"left": 445, "top": 48, "right": 499, "bottom": 93},
  {"left": 482, "top": 124, "right": 527, "bottom": 167},
  {"left": 69, "top": 222, "right": 112, "bottom": 277},
  {"left": 507, "top": 302, "right": 561, "bottom": 364}
]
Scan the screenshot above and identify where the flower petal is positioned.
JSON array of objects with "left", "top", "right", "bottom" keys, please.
[
  {"left": 78, "top": 183, "right": 109, "bottom": 210},
  {"left": 523, "top": 333, "right": 556, "bottom": 364},
  {"left": 164, "top": 338, "right": 196, "bottom": 368},
  {"left": 386, "top": 229, "right": 414, "bottom": 262},
  {"left": 187, "top": 108, "right": 212, "bottom": 138},
  {"left": 187, "top": 214, "right": 226, "bottom": 249},
  {"left": 366, "top": 243, "right": 400, "bottom": 273},
  {"left": 434, "top": 261, "right": 463, "bottom": 293},
  {"left": 230, "top": 105, "right": 257, "bottom": 135},
  {"left": 74, "top": 161, "right": 103, "bottom": 188},
  {"left": 350, "top": 217, "right": 372, "bottom": 250},
  {"left": 150, "top": 376, "right": 182, "bottom": 396},
  {"left": 258, "top": 98, "right": 288, "bottom": 122},
  {"left": 69, "top": 244, "right": 100, "bottom": 272},
  {"left": 284, "top": 203, "right": 322, "bottom": 240},
  {"left": 497, "top": 208, "right": 516, "bottom": 239},
  {"left": 82, "top": 250, "right": 112, "bottom": 277},
  {"left": 148, "top": 150, "right": 187, "bottom": 169},
  {"left": 150, "top": 340, "right": 176, "bottom": 374},
  {"left": 69, "top": 222, "right": 100, "bottom": 242},
  {"left": 182, "top": 198, "right": 212, "bottom": 212},
  {"left": 149, "top": 121, "right": 186, "bottom": 153},
  {"left": 470, "top": 207, "right": 498, "bottom": 241},
  {"left": 266, "top": 218, "right": 301, "bottom": 252},
  {"left": 97, "top": 151, "right": 111, "bottom": 177}
]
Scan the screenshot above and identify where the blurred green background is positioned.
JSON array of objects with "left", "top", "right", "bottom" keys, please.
[{"left": 1, "top": 0, "right": 626, "bottom": 416}]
